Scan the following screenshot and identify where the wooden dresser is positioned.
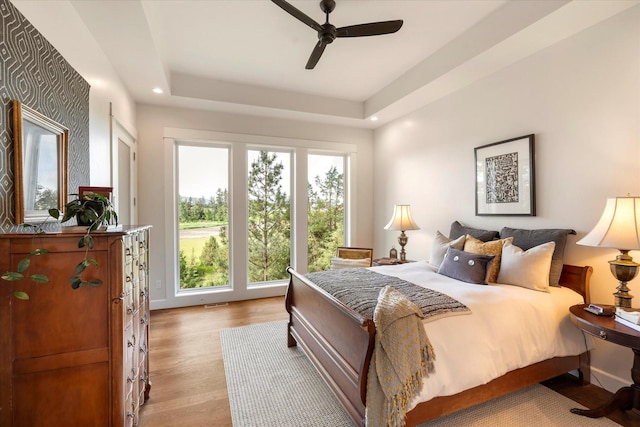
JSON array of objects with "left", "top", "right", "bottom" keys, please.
[{"left": 0, "top": 225, "right": 151, "bottom": 426}]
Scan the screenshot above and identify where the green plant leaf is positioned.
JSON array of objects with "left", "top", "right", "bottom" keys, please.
[
  {"left": 77, "top": 237, "right": 85, "bottom": 248},
  {"left": 13, "top": 291, "right": 29, "bottom": 300},
  {"left": 74, "top": 261, "right": 88, "bottom": 275},
  {"left": 89, "top": 279, "right": 103, "bottom": 287},
  {"left": 48, "top": 208, "right": 60, "bottom": 219},
  {"left": 2, "top": 272, "right": 25, "bottom": 281},
  {"left": 85, "top": 258, "right": 99, "bottom": 267},
  {"left": 70, "top": 276, "right": 82, "bottom": 289},
  {"left": 85, "top": 235, "right": 95, "bottom": 249},
  {"left": 17, "top": 257, "right": 30, "bottom": 273},
  {"left": 30, "top": 274, "right": 49, "bottom": 283}
]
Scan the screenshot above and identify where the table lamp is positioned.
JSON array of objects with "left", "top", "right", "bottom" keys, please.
[
  {"left": 577, "top": 196, "right": 640, "bottom": 307},
  {"left": 384, "top": 205, "right": 420, "bottom": 262}
]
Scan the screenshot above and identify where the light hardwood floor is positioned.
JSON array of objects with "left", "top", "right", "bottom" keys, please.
[
  {"left": 138, "top": 296, "right": 288, "bottom": 427},
  {"left": 139, "top": 296, "right": 639, "bottom": 427}
]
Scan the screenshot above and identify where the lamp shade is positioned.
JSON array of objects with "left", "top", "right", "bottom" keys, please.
[
  {"left": 577, "top": 196, "right": 640, "bottom": 250},
  {"left": 384, "top": 205, "right": 420, "bottom": 231}
]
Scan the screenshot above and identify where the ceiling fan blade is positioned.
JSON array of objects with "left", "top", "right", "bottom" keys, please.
[
  {"left": 336, "top": 20, "right": 403, "bottom": 38},
  {"left": 305, "top": 41, "right": 327, "bottom": 70},
  {"left": 271, "top": 0, "right": 323, "bottom": 32}
]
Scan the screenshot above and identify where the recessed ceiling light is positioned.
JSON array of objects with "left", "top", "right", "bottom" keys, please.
[
  {"left": 152, "top": 87, "right": 164, "bottom": 94},
  {"left": 370, "top": 116, "right": 378, "bottom": 121}
]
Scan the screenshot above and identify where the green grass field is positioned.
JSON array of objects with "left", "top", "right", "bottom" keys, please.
[
  {"left": 179, "top": 221, "right": 224, "bottom": 230},
  {"left": 180, "top": 237, "right": 207, "bottom": 261}
]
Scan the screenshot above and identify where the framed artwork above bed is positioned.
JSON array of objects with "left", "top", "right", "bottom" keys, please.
[{"left": 475, "top": 134, "right": 535, "bottom": 216}]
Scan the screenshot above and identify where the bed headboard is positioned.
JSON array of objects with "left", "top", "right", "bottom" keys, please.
[{"left": 559, "top": 264, "right": 592, "bottom": 304}]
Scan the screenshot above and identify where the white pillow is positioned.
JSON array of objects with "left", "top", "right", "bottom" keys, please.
[
  {"left": 330, "top": 257, "right": 371, "bottom": 270},
  {"left": 497, "top": 241, "right": 556, "bottom": 292},
  {"left": 429, "top": 231, "right": 466, "bottom": 268}
]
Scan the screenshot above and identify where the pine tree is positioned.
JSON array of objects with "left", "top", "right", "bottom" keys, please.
[
  {"left": 247, "top": 151, "right": 290, "bottom": 282},
  {"left": 308, "top": 166, "right": 344, "bottom": 272}
]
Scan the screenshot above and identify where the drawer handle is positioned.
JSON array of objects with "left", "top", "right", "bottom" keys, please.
[{"left": 599, "top": 330, "right": 607, "bottom": 340}]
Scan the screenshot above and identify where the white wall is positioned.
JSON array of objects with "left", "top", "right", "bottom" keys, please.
[
  {"left": 135, "top": 105, "right": 374, "bottom": 306},
  {"left": 12, "top": 0, "right": 137, "bottom": 187},
  {"left": 374, "top": 6, "right": 640, "bottom": 393}
]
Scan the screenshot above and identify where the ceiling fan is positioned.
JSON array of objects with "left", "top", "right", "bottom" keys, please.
[{"left": 271, "top": 0, "right": 403, "bottom": 70}]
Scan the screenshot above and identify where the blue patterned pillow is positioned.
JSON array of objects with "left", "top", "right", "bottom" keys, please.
[{"left": 437, "top": 248, "right": 495, "bottom": 285}]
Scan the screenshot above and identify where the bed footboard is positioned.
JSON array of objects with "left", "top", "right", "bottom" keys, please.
[{"left": 285, "top": 267, "right": 374, "bottom": 426}]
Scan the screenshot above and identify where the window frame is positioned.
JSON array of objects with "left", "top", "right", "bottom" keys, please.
[{"left": 162, "top": 128, "right": 357, "bottom": 308}]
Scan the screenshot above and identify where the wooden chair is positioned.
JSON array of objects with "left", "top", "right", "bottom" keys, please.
[{"left": 335, "top": 247, "right": 373, "bottom": 267}]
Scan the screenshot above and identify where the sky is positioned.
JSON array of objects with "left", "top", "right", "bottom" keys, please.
[{"left": 178, "top": 144, "right": 343, "bottom": 199}]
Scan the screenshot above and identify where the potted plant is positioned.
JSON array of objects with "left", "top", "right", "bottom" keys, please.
[
  {"left": 2, "top": 192, "right": 119, "bottom": 298},
  {"left": 60, "top": 191, "right": 118, "bottom": 230},
  {"left": 53, "top": 191, "right": 119, "bottom": 289}
]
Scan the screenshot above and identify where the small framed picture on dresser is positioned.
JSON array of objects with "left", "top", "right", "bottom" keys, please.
[
  {"left": 475, "top": 134, "right": 535, "bottom": 216},
  {"left": 78, "top": 186, "right": 113, "bottom": 200}
]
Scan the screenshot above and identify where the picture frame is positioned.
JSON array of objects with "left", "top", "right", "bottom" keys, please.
[
  {"left": 475, "top": 134, "right": 535, "bottom": 216},
  {"left": 78, "top": 186, "right": 113, "bottom": 200},
  {"left": 13, "top": 100, "right": 69, "bottom": 224}
]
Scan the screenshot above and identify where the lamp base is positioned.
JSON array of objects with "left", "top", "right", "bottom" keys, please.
[
  {"left": 614, "top": 285, "right": 633, "bottom": 308},
  {"left": 609, "top": 251, "right": 639, "bottom": 308},
  {"left": 397, "top": 231, "right": 408, "bottom": 262}
]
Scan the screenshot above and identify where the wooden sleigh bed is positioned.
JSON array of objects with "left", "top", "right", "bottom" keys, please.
[{"left": 285, "top": 263, "right": 593, "bottom": 427}]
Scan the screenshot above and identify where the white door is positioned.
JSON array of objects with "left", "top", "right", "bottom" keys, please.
[{"left": 112, "top": 118, "right": 137, "bottom": 225}]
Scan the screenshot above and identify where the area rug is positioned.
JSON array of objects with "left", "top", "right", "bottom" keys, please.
[{"left": 220, "top": 321, "right": 618, "bottom": 427}]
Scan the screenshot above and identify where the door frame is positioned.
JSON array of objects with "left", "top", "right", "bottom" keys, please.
[{"left": 111, "top": 116, "right": 138, "bottom": 225}]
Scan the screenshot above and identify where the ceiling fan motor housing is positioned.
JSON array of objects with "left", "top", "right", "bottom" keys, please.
[{"left": 319, "top": 24, "right": 337, "bottom": 44}]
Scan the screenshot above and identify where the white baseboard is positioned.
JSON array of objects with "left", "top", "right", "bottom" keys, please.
[{"left": 590, "top": 366, "right": 628, "bottom": 393}]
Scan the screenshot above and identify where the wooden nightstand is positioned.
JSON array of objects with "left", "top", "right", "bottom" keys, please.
[{"left": 569, "top": 303, "right": 640, "bottom": 418}]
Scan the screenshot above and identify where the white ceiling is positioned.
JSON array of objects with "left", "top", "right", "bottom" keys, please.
[{"left": 15, "top": 0, "right": 640, "bottom": 128}]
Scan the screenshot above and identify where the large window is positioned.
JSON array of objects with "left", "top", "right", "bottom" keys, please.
[
  {"left": 307, "top": 154, "right": 345, "bottom": 272},
  {"left": 164, "top": 129, "right": 356, "bottom": 309},
  {"left": 247, "top": 149, "right": 291, "bottom": 285},
  {"left": 177, "top": 144, "right": 230, "bottom": 290}
]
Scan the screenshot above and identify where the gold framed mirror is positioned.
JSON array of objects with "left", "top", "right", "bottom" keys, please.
[{"left": 13, "top": 100, "right": 69, "bottom": 224}]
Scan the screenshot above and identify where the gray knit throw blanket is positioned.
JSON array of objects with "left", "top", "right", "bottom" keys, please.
[
  {"left": 304, "top": 268, "right": 469, "bottom": 321},
  {"left": 366, "top": 286, "right": 435, "bottom": 427}
]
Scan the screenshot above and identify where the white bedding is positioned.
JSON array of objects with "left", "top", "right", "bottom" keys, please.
[{"left": 369, "top": 261, "right": 595, "bottom": 409}]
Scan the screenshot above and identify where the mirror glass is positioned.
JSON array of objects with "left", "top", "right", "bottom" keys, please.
[{"left": 13, "top": 100, "right": 68, "bottom": 224}]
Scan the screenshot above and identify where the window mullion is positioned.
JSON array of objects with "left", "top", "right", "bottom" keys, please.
[
  {"left": 294, "top": 148, "right": 308, "bottom": 273},
  {"left": 231, "top": 143, "right": 248, "bottom": 293}
]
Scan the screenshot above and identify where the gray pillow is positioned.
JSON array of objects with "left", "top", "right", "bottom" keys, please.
[
  {"left": 499, "top": 227, "right": 576, "bottom": 287},
  {"left": 449, "top": 221, "right": 499, "bottom": 242},
  {"left": 437, "top": 247, "right": 495, "bottom": 285}
]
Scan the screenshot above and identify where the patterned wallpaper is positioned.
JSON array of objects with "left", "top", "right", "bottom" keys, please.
[{"left": 0, "top": 0, "right": 90, "bottom": 232}]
